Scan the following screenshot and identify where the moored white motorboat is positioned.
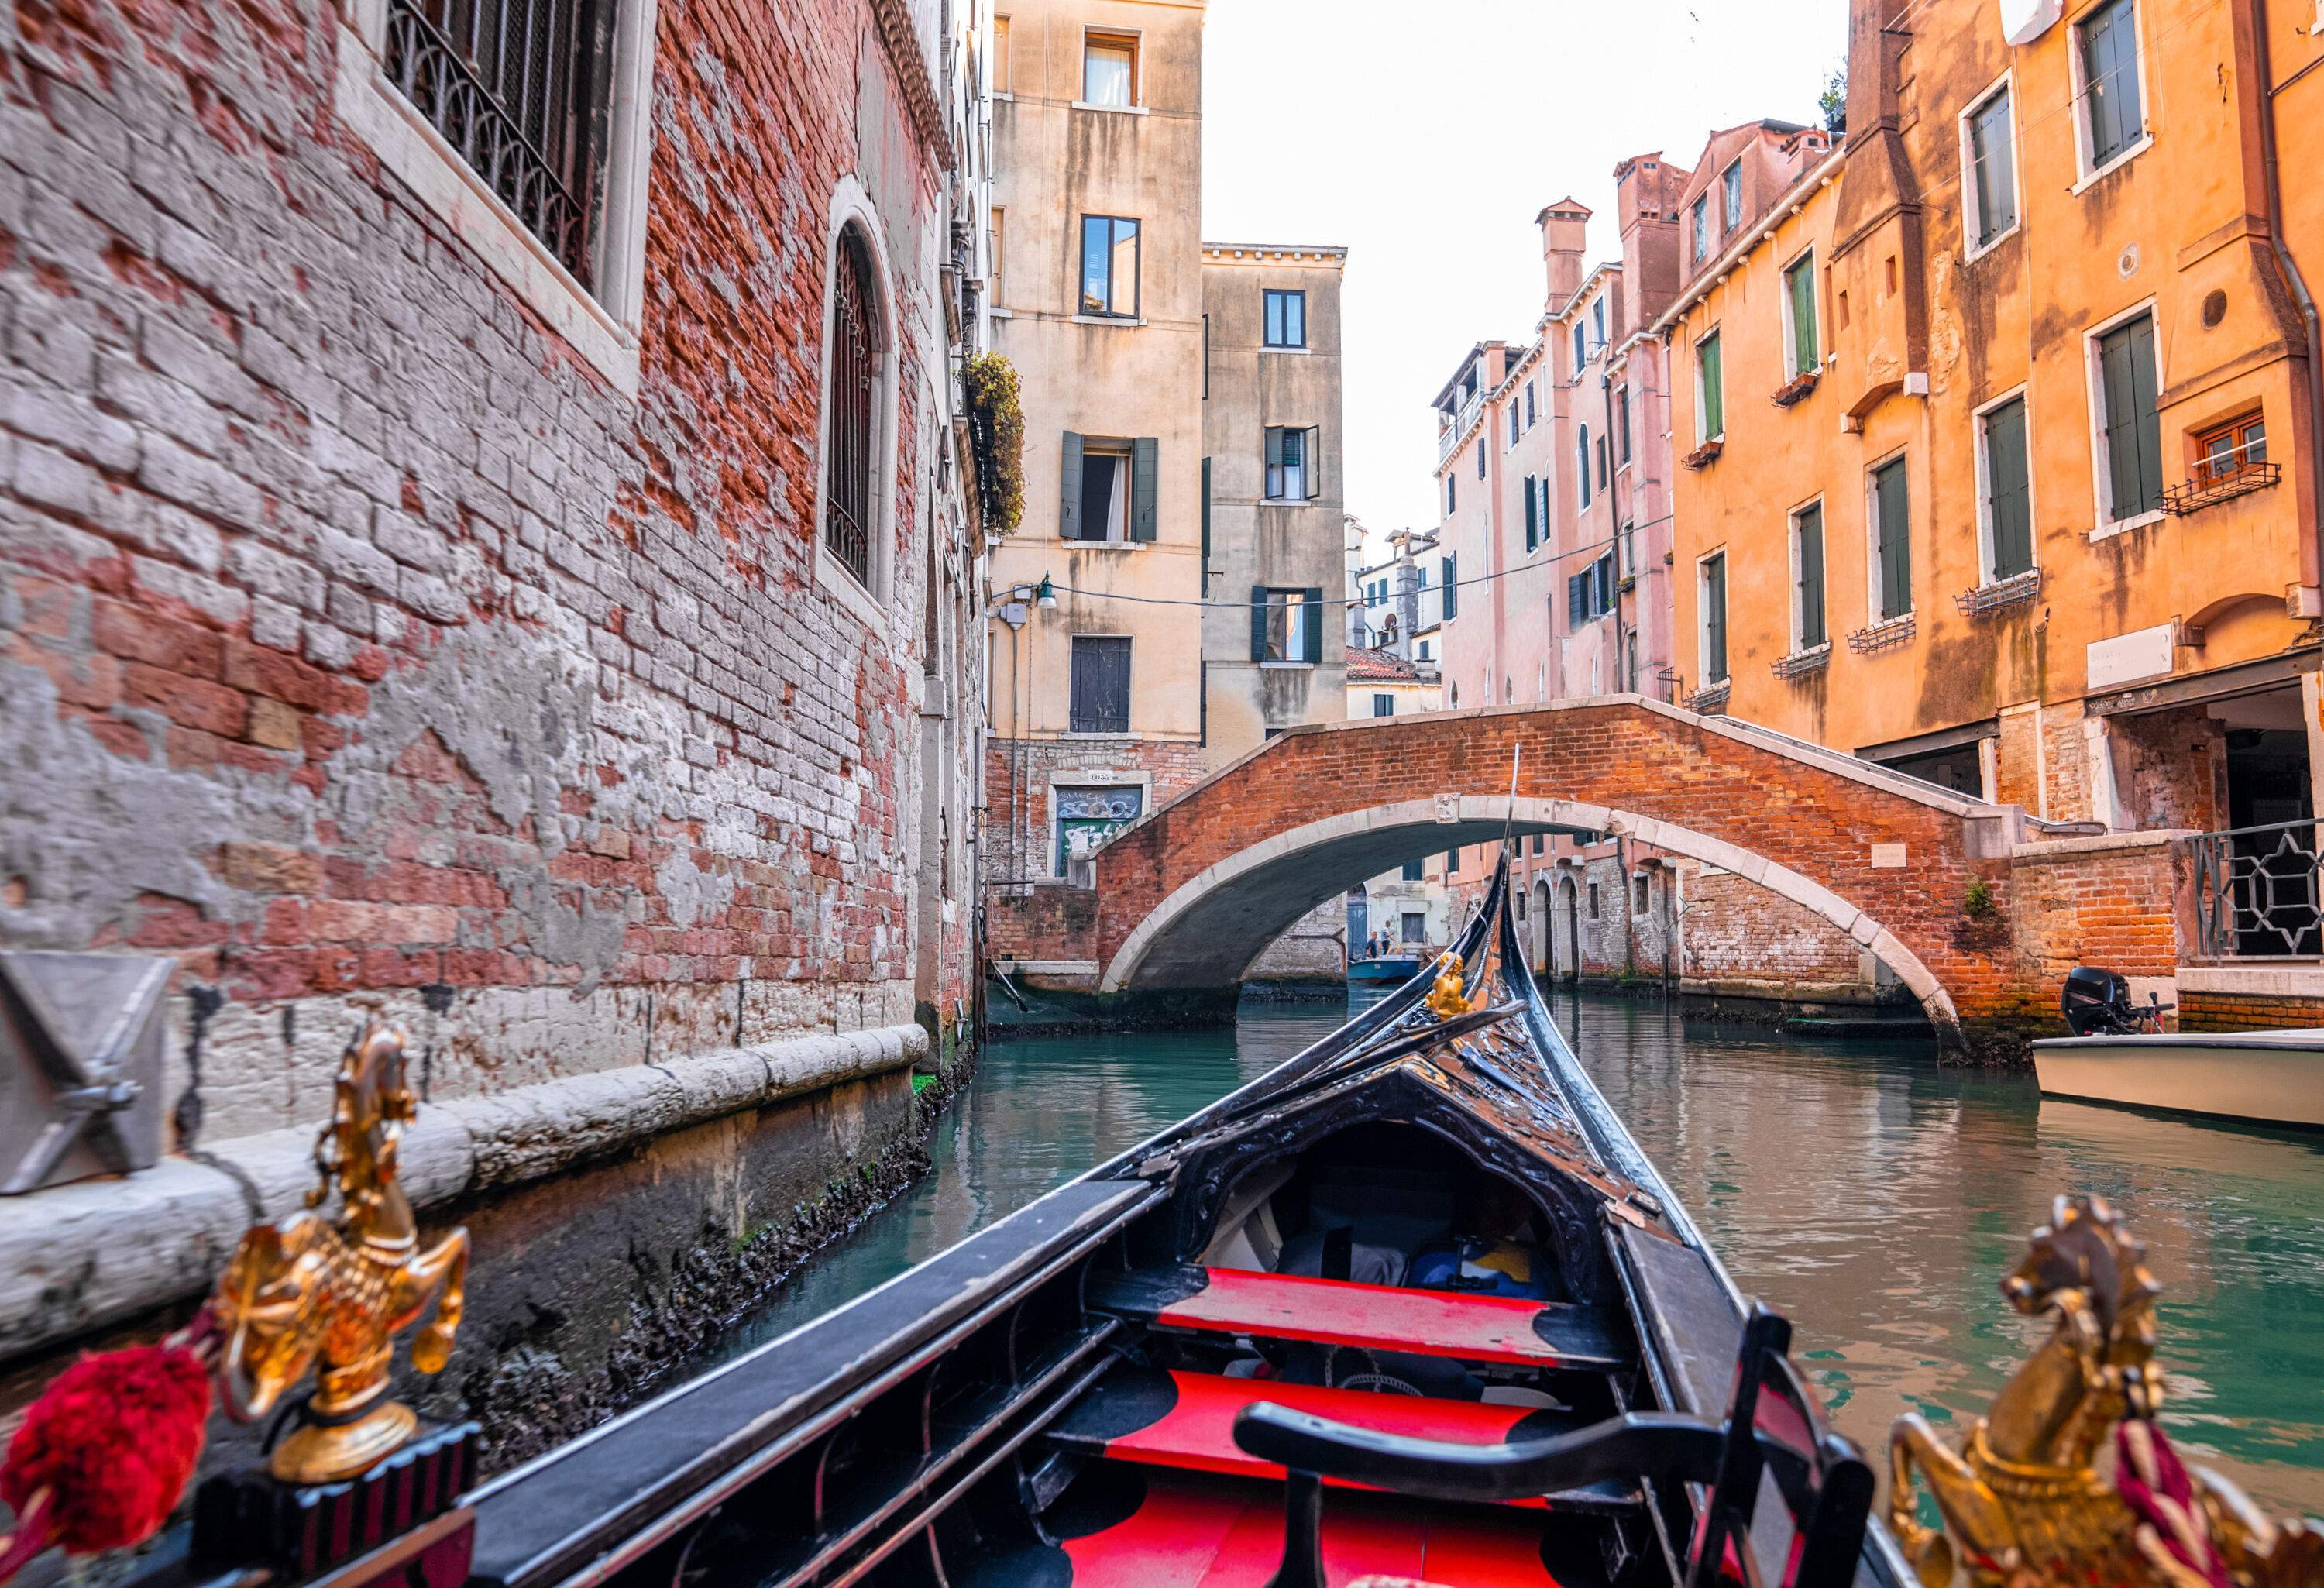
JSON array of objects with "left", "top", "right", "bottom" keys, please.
[{"left": 2030, "top": 1026, "right": 2324, "bottom": 1129}]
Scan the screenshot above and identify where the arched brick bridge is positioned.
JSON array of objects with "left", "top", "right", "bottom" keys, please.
[{"left": 1000, "top": 697, "right": 2181, "bottom": 1056}]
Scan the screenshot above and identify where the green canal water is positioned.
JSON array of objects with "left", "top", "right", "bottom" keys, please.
[{"left": 717, "top": 993, "right": 2324, "bottom": 1519}]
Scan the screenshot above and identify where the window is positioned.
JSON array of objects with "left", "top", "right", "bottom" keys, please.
[
  {"left": 1588, "top": 882, "right": 1601, "bottom": 919},
  {"left": 1508, "top": 402, "right": 1521, "bottom": 447},
  {"left": 1446, "top": 474, "right": 1456, "bottom": 515},
  {"left": 1690, "top": 194, "right": 1710, "bottom": 263},
  {"left": 1067, "top": 638, "right": 1131, "bottom": 733},
  {"left": 1965, "top": 84, "right": 2019, "bottom": 249},
  {"left": 1595, "top": 434, "right": 1608, "bottom": 490},
  {"left": 1634, "top": 874, "right": 1650, "bottom": 913},
  {"left": 1616, "top": 385, "right": 1631, "bottom": 464},
  {"left": 2195, "top": 411, "right": 2268, "bottom": 485},
  {"left": 1592, "top": 297, "right": 1607, "bottom": 348},
  {"left": 1400, "top": 907, "right": 1425, "bottom": 940},
  {"left": 1783, "top": 253, "right": 1818, "bottom": 377},
  {"left": 1981, "top": 395, "right": 2035, "bottom": 579},
  {"left": 1572, "top": 320, "right": 1587, "bottom": 375},
  {"left": 1475, "top": 440, "right": 1485, "bottom": 480},
  {"left": 1083, "top": 30, "right": 1138, "bottom": 107},
  {"left": 1263, "top": 289, "right": 1305, "bottom": 348},
  {"left": 1523, "top": 473, "right": 1539, "bottom": 552},
  {"left": 1525, "top": 382, "right": 1537, "bottom": 426},
  {"left": 1700, "top": 553, "right": 1728, "bottom": 683},
  {"left": 1079, "top": 215, "right": 1140, "bottom": 318},
  {"left": 1054, "top": 782, "right": 1141, "bottom": 872},
  {"left": 1264, "top": 425, "right": 1321, "bottom": 500},
  {"left": 1373, "top": 693, "right": 1395, "bottom": 717},
  {"left": 1793, "top": 501, "right": 1827, "bottom": 650},
  {"left": 1871, "top": 456, "right": 1913, "bottom": 618},
  {"left": 1721, "top": 160, "right": 1742, "bottom": 233},
  {"left": 1441, "top": 555, "right": 1458, "bottom": 619},
  {"left": 2094, "top": 311, "right": 2164, "bottom": 521},
  {"left": 1696, "top": 331, "right": 1724, "bottom": 441},
  {"left": 1531, "top": 834, "right": 1544, "bottom": 855},
  {"left": 1566, "top": 552, "right": 1618, "bottom": 625},
  {"left": 1418, "top": 639, "right": 1432, "bottom": 661},
  {"left": 1253, "top": 586, "right": 1322, "bottom": 664},
  {"left": 1060, "top": 433, "right": 1157, "bottom": 541},
  {"left": 823, "top": 227, "right": 882, "bottom": 588},
  {"left": 992, "top": 15, "right": 1011, "bottom": 93},
  {"left": 990, "top": 207, "right": 1006, "bottom": 302},
  {"left": 1576, "top": 424, "right": 1592, "bottom": 508},
  {"left": 2076, "top": 0, "right": 2144, "bottom": 171}
]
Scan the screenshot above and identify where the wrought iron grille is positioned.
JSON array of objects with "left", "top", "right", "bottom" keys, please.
[
  {"left": 824, "top": 236, "right": 877, "bottom": 588},
  {"left": 385, "top": 0, "right": 609, "bottom": 283},
  {"left": 2188, "top": 817, "right": 2324, "bottom": 960}
]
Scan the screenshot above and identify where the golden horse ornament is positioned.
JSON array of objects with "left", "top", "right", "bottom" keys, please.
[
  {"left": 211, "top": 1021, "right": 469, "bottom": 1485},
  {"left": 1889, "top": 1196, "right": 2322, "bottom": 1588}
]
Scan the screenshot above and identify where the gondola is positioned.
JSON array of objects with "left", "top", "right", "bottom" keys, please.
[{"left": 459, "top": 847, "right": 1903, "bottom": 1588}]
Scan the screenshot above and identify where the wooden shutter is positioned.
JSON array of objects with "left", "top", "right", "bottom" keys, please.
[
  {"left": 1703, "top": 556, "right": 1728, "bottom": 680},
  {"left": 1442, "top": 555, "right": 1457, "bottom": 619},
  {"left": 1250, "top": 586, "right": 1269, "bottom": 662},
  {"left": 1305, "top": 426, "right": 1322, "bottom": 500},
  {"left": 1130, "top": 437, "right": 1158, "bottom": 541},
  {"left": 1796, "top": 504, "right": 1826, "bottom": 648},
  {"left": 1789, "top": 262, "right": 1817, "bottom": 374},
  {"left": 2099, "top": 318, "right": 2162, "bottom": 520},
  {"left": 1875, "top": 460, "right": 1912, "bottom": 617},
  {"left": 1523, "top": 476, "right": 1538, "bottom": 549},
  {"left": 1058, "top": 431, "right": 1085, "bottom": 540},
  {"left": 1568, "top": 575, "right": 1584, "bottom": 627},
  {"left": 1301, "top": 586, "right": 1323, "bottom": 662},
  {"left": 1700, "top": 335, "right": 1724, "bottom": 438},
  {"left": 1985, "top": 398, "right": 2033, "bottom": 576},
  {"left": 1069, "top": 638, "right": 1129, "bottom": 732},
  {"left": 1199, "top": 456, "right": 1212, "bottom": 593}
]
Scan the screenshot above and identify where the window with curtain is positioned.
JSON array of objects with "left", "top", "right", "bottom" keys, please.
[
  {"left": 1967, "top": 86, "right": 2018, "bottom": 247},
  {"left": 2096, "top": 312, "right": 2163, "bottom": 520},
  {"left": 1079, "top": 215, "right": 1140, "bottom": 317},
  {"left": 1784, "top": 254, "right": 1818, "bottom": 376},
  {"left": 1872, "top": 456, "right": 1913, "bottom": 618},
  {"left": 1982, "top": 396, "right": 2034, "bottom": 578},
  {"left": 1697, "top": 332, "right": 1724, "bottom": 440},
  {"left": 1082, "top": 30, "right": 1137, "bottom": 106},
  {"left": 2078, "top": 0, "right": 2144, "bottom": 169},
  {"left": 1793, "top": 502, "right": 1827, "bottom": 649},
  {"left": 1259, "top": 589, "right": 1313, "bottom": 662},
  {"left": 1264, "top": 425, "right": 1319, "bottom": 500}
]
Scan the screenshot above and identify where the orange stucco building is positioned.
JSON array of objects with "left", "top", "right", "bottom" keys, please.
[{"left": 1666, "top": 0, "right": 2324, "bottom": 847}]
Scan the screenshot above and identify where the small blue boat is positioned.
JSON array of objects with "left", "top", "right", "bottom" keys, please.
[{"left": 1347, "top": 953, "right": 1426, "bottom": 983}]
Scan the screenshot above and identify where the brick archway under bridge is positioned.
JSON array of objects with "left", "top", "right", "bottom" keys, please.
[{"left": 991, "top": 698, "right": 2185, "bottom": 1057}]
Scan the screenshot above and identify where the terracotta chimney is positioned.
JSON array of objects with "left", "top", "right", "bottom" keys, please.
[{"left": 1537, "top": 198, "right": 1591, "bottom": 308}]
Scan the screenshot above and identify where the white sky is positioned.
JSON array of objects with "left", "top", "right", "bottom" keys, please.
[{"left": 1202, "top": 0, "right": 1847, "bottom": 537}]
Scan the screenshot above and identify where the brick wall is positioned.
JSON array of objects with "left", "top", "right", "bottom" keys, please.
[
  {"left": 0, "top": 0, "right": 979, "bottom": 1139},
  {"left": 1678, "top": 865, "right": 1869, "bottom": 992},
  {"left": 2178, "top": 990, "right": 2324, "bottom": 1029}
]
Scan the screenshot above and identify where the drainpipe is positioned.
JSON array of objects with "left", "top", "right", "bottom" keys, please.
[{"left": 2253, "top": 0, "right": 2324, "bottom": 614}]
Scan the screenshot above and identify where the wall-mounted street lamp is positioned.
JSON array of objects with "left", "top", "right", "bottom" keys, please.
[{"left": 1035, "top": 575, "right": 1057, "bottom": 610}]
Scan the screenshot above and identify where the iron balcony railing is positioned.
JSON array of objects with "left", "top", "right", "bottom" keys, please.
[{"left": 2188, "top": 816, "right": 2324, "bottom": 961}]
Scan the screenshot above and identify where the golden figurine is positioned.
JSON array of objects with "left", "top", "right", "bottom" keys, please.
[
  {"left": 211, "top": 1021, "right": 469, "bottom": 1484},
  {"left": 1424, "top": 952, "right": 1475, "bottom": 1019},
  {"left": 1889, "top": 1195, "right": 2322, "bottom": 1588}
]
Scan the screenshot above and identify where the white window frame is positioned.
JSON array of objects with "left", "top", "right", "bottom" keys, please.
[
  {"left": 1864, "top": 447, "right": 1914, "bottom": 621},
  {"left": 810, "top": 185, "right": 903, "bottom": 635},
  {"left": 2083, "top": 296, "right": 2166, "bottom": 539},
  {"left": 332, "top": 0, "right": 656, "bottom": 394},
  {"left": 1789, "top": 494, "right": 1829, "bottom": 654},
  {"left": 1576, "top": 423, "right": 1592, "bottom": 511},
  {"left": 1778, "top": 245, "right": 1819, "bottom": 379},
  {"left": 1973, "top": 384, "right": 2039, "bottom": 582},
  {"left": 1958, "top": 71, "right": 2023, "bottom": 260},
  {"left": 2068, "top": 0, "right": 2154, "bottom": 189},
  {"left": 1074, "top": 26, "right": 1148, "bottom": 114},
  {"left": 1697, "top": 548, "right": 1731, "bottom": 686},
  {"left": 1693, "top": 325, "right": 1725, "bottom": 444}
]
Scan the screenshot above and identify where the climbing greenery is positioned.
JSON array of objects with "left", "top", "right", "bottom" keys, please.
[
  {"left": 1963, "top": 878, "right": 1995, "bottom": 919},
  {"left": 965, "top": 352, "right": 1025, "bottom": 534}
]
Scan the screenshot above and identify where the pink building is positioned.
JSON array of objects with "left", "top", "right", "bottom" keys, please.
[{"left": 1425, "top": 158, "right": 1696, "bottom": 952}]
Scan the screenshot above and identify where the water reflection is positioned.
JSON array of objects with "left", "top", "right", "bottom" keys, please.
[{"left": 706, "top": 992, "right": 2324, "bottom": 1519}]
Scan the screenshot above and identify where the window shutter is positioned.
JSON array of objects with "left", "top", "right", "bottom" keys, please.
[
  {"left": 1305, "top": 427, "right": 1322, "bottom": 499},
  {"left": 2125, "top": 315, "right": 2163, "bottom": 514},
  {"left": 1250, "top": 586, "right": 1269, "bottom": 662},
  {"left": 1875, "top": 462, "right": 1912, "bottom": 617},
  {"left": 1442, "top": 555, "right": 1457, "bottom": 619},
  {"left": 1704, "top": 558, "right": 1728, "bottom": 680},
  {"left": 1523, "top": 476, "right": 1538, "bottom": 549},
  {"left": 1568, "top": 575, "right": 1583, "bottom": 627},
  {"left": 1059, "top": 431, "right": 1085, "bottom": 540},
  {"left": 1301, "top": 586, "right": 1323, "bottom": 662},
  {"left": 1985, "top": 399, "right": 2033, "bottom": 577},
  {"left": 1200, "top": 456, "right": 1212, "bottom": 591},
  {"left": 1131, "top": 436, "right": 1158, "bottom": 541},
  {"left": 1797, "top": 506, "right": 1826, "bottom": 648},
  {"left": 1790, "top": 263, "right": 1817, "bottom": 374}
]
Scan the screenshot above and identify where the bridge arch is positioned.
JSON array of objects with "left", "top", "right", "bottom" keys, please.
[{"left": 1098, "top": 795, "right": 1961, "bottom": 1039}]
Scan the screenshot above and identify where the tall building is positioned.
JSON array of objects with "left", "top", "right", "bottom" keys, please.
[
  {"left": 1666, "top": 0, "right": 2324, "bottom": 849},
  {"left": 982, "top": 1, "right": 1346, "bottom": 907}
]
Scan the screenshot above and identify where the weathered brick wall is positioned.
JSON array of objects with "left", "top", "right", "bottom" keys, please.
[
  {"left": 2178, "top": 990, "right": 2324, "bottom": 1029},
  {"left": 0, "top": 0, "right": 977, "bottom": 1140},
  {"left": 981, "top": 736, "right": 1209, "bottom": 889},
  {"left": 1676, "top": 865, "right": 1868, "bottom": 992}
]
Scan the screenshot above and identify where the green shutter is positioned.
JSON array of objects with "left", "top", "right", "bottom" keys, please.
[
  {"left": 2125, "top": 315, "right": 2163, "bottom": 514},
  {"left": 1796, "top": 504, "right": 1826, "bottom": 648},
  {"left": 1875, "top": 459, "right": 1912, "bottom": 617},
  {"left": 1703, "top": 556, "right": 1728, "bottom": 681},
  {"left": 1442, "top": 554, "right": 1457, "bottom": 620},
  {"left": 1789, "top": 261, "right": 1817, "bottom": 375},
  {"left": 1523, "top": 475, "right": 1538, "bottom": 549},
  {"left": 1700, "top": 334, "right": 1724, "bottom": 438},
  {"left": 2099, "top": 317, "right": 2163, "bottom": 520},
  {"left": 1985, "top": 397, "right": 2033, "bottom": 577},
  {"left": 1130, "top": 436, "right": 1158, "bottom": 541},
  {"left": 1250, "top": 586, "right": 1269, "bottom": 662},
  {"left": 1058, "top": 431, "right": 1084, "bottom": 539},
  {"left": 1301, "top": 586, "right": 1323, "bottom": 662},
  {"left": 1199, "top": 456, "right": 1212, "bottom": 595}
]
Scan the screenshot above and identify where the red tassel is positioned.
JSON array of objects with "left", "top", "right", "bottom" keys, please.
[{"left": 0, "top": 1315, "right": 215, "bottom": 1581}]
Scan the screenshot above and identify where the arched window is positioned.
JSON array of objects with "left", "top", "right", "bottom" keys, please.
[{"left": 825, "top": 227, "right": 882, "bottom": 588}]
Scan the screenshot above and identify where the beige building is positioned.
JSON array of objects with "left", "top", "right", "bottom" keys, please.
[{"left": 982, "top": 0, "right": 1347, "bottom": 912}]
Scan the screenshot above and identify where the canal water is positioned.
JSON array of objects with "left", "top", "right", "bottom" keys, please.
[{"left": 713, "top": 993, "right": 2324, "bottom": 1519}]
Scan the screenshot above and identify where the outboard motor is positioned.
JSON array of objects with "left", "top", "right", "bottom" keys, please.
[{"left": 2060, "top": 966, "right": 2163, "bottom": 1036}]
